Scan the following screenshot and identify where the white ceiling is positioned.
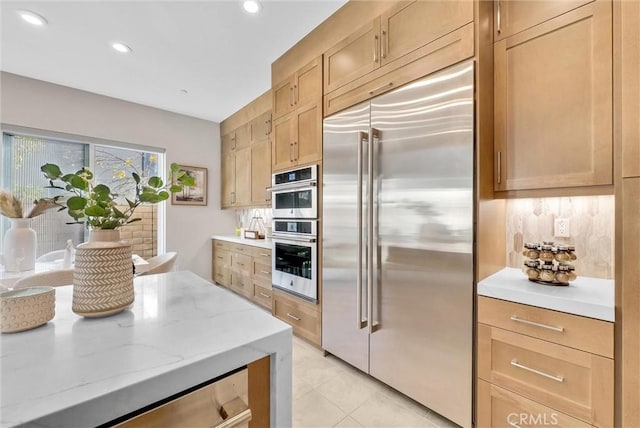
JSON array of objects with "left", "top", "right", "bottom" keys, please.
[{"left": 0, "top": 0, "right": 347, "bottom": 122}]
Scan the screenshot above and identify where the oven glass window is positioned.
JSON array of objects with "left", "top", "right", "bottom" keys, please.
[
  {"left": 275, "top": 189, "right": 312, "bottom": 210},
  {"left": 275, "top": 243, "right": 313, "bottom": 279}
]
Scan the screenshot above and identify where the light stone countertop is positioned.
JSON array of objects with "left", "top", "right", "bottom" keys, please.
[
  {"left": 478, "top": 267, "right": 614, "bottom": 322},
  {"left": 211, "top": 234, "right": 273, "bottom": 250},
  {"left": 0, "top": 271, "right": 292, "bottom": 428}
]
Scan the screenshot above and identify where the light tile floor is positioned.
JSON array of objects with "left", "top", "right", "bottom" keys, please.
[{"left": 292, "top": 336, "right": 460, "bottom": 428}]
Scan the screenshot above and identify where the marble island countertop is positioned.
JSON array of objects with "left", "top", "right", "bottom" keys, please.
[
  {"left": 0, "top": 271, "right": 292, "bottom": 428},
  {"left": 478, "top": 267, "right": 614, "bottom": 322},
  {"left": 211, "top": 234, "right": 273, "bottom": 249}
]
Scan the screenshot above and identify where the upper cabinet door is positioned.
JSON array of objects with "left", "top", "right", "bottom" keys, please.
[
  {"left": 235, "top": 123, "right": 250, "bottom": 150},
  {"left": 273, "top": 77, "right": 295, "bottom": 120},
  {"left": 294, "top": 57, "right": 322, "bottom": 109},
  {"left": 380, "top": 0, "right": 473, "bottom": 66},
  {"left": 250, "top": 111, "right": 271, "bottom": 145},
  {"left": 272, "top": 113, "right": 295, "bottom": 172},
  {"left": 293, "top": 102, "right": 322, "bottom": 166},
  {"left": 494, "top": 0, "right": 594, "bottom": 41},
  {"left": 323, "top": 17, "right": 381, "bottom": 95},
  {"left": 494, "top": 0, "right": 612, "bottom": 192}
]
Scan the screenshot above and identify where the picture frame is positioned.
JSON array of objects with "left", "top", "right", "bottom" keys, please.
[{"left": 172, "top": 165, "right": 207, "bottom": 206}]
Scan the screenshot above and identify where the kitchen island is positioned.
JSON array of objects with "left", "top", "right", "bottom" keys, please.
[{"left": 0, "top": 271, "right": 292, "bottom": 428}]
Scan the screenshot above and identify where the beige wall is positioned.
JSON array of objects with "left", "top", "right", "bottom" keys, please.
[{"left": 0, "top": 71, "right": 235, "bottom": 280}]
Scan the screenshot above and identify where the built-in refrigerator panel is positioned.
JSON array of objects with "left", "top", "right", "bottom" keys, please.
[
  {"left": 322, "top": 60, "right": 474, "bottom": 428},
  {"left": 322, "top": 102, "right": 371, "bottom": 372},
  {"left": 368, "top": 61, "right": 474, "bottom": 428}
]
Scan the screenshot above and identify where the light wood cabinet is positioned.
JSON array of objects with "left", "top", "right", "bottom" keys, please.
[
  {"left": 323, "top": 0, "right": 473, "bottom": 101},
  {"left": 477, "top": 297, "right": 614, "bottom": 427},
  {"left": 621, "top": 0, "right": 640, "bottom": 178},
  {"left": 115, "top": 356, "right": 270, "bottom": 428},
  {"left": 493, "top": 0, "right": 593, "bottom": 41},
  {"left": 221, "top": 110, "right": 272, "bottom": 209},
  {"left": 272, "top": 57, "right": 323, "bottom": 172},
  {"left": 494, "top": 0, "right": 612, "bottom": 192},
  {"left": 272, "top": 289, "right": 321, "bottom": 346},
  {"left": 212, "top": 240, "right": 272, "bottom": 310}
]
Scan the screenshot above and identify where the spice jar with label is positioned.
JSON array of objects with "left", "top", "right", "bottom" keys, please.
[
  {"left": 567, "top": 245, "right": 577, "bottom": 260},
  {"left": 522, "top": 243, "right": 540, "bottom": 259},
  {"left": 539, "top": 262, "right": 555, "bottom": 282},
  {"left": 539, "top": 243, "right": 555, "bottom": 262},
  {"left": 524, "top": 260, "right": 540, "bottom": 280},
  {"left": 555, "top": 245, "right": 571, "bottom": 262},
  {"left": 555, "top": 263, "right": 570, "bottom": 284}
]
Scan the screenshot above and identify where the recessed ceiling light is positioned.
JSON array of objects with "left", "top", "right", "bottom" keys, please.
[
  {"left": 17, "top": 10, "right": 47, "bottom": 26},
  {"left": 242, "top": 1, "right": 262, "bottom": 14},
  {"left": 112, "top": 42, "right": 132, "bottom": 53}
]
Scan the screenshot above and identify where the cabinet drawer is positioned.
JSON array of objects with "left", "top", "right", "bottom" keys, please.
[
  {"left": 213, "top": 264, "right": 230, "bottom": 287},
  {"left": 231, "top": 243, "right": 251, "bottom": 254},
  {"left": 273, "top": 290, "right": 320, "bottom": 345},
  {"left": 478, "top": 324, "right": 613, "bottom": 426},
  {"left": 253, "top": 284, "right": 273, "bottom": 309},
  {"left": 231, "top": 253, "right": 252, "bottom": 271},
  {"left": 231, "top": 272, "right": 252, "bottom": 298},
  {"left": 214, "top": 240, "right": 232, "bottom": 251},
  {"left": 116, "top": 368, "right": 250, "bottom": 428},
  {"left": 249, "top": 246, "right": 272, "bottom": 260},
  {"left": 214, "top": 249, "right": 231, "bottom": 266},
  {"left": 253, "top": 260, "right": 271, "bottom": 283},
  {"left": 478, "top": 296, "right": 613, "bottom": 358},
  {"left": 477, "top": 379, "right": 590, "bottom": 428}
]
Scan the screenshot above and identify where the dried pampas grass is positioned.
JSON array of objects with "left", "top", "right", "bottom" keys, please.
[
  {"left": 0, "top": 189, "right": 64, "bottom": 219},
  {"left": 0, "top": 189, "right": 23, "bottom": 218}
]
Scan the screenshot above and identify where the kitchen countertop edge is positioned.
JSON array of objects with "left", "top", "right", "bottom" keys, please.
[
  {"left": 211, "top": 235, "right": 272, "bottom": 249},
  {"left": 478, "top": 267, "right": 614, "bottom": 322}
]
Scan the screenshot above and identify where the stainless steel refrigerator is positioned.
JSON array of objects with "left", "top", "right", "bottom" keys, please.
[{"left": 322, "top": 60, "right": 474, "bottom": 428}]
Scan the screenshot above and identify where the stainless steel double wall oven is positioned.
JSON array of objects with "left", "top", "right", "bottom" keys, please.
[{"left": 271, "top": 165, "right": 318, "bottom": 302}]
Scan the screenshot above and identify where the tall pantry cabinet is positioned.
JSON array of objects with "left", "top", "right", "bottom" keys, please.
[{"left": 617, "top": 0, "right": 640, "bottom": 426}]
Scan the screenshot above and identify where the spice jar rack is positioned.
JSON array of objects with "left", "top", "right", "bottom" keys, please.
[{"left": 522, "top": 241, "right": 577, "bottom": 286}]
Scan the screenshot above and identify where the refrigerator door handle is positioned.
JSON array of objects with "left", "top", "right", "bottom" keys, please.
[
  {"left": 368, "top": 127, "right": 381, "bottom": 334},
  {"left": 357, "top": 131, "right": 368, "bottom": 329}
]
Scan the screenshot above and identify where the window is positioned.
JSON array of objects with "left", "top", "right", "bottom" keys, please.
[{"left": 1, "top": 132, "right": 165, "bottom": 259}]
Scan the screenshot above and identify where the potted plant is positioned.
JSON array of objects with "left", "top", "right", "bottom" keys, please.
[{"left": 40, "top": 162, "right": 194, "bottom": 317}]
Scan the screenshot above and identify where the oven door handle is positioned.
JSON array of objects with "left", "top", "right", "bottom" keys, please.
[
  {"left": 272, "top": 235, "right": 317, "bottom": 244},
  {"left": 267, "top": 180, "right": 317, "bottom": 192}
]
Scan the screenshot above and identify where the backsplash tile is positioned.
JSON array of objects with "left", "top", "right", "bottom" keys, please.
[
  {"left": 236, "top": 208, "right": 272, "bottom": 235},
  {"left": 506, "top": 195, "right": 614, "bottom": 279}
]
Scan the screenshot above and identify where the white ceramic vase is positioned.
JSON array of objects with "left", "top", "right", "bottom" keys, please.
[
  {"left": 3, "top": 218, "right": 37, "bottom": 272},
  {"left": 72, "top": 229, "right": 133, "bottom": 317}
]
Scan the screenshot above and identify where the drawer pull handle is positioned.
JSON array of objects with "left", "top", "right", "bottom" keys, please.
[
  {"left": 260, "top": 292, "right": 271, "bottom": 299},
  {"left": 260, "top": 270, "right": 271, "bottom": 274},
  {"left": 286, "top": 313, "right": 301, "bottom": 321},
  {"left": 510, "top": 316, "right": 564, "bottom": 332},
  {"left": 510, "top": 359, "right": 564, "bottom": 383},
  {"left": 236, "top": 262, "right": 245, "bottom": 267},
  {"left": 260, "top": 253, "right": 270, "bottom": 257},
  {"left": 215, "top": 396, "right": 252, "bottom": 428}
]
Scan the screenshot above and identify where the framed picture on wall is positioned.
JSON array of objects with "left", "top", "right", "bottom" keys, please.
[{"left": 172, "top": 165, "right": 207, "bottom": 206}]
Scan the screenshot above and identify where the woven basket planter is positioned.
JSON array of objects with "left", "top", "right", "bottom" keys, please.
[{"left": 72, "top": 230, "right": 133, "bottom": 317}]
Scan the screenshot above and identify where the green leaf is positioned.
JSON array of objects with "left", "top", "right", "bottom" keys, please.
[
  {"left": 170, "top": 163, "right": 180, "bottom": 173},
  {"left": 112, "top": 206, "right": 125, "bottom": 218},
  {"left": 169, "top": 184, "right": 183, "bottom": 193},
  {"left": 157, "top": 191, "right": 169, "bottom": 200},
  {"left": 93, "top": 184, "right": 111, "bottom": 198},
  {"left": 179, "top": 175, "right": 196, "bottom": 187},
  {"left": 67, "top": 196, "right": 87, "bottom": 210},
  {"left": 132, "top": 172, "right": 141, "bottom": 184},
  {"left": 41, "top": 164, "right": 62, "bottom": 179},
  {"left": 148, "top": 176, "right": 163, "bottom": 188},
  {"left": 69, "top": 175, "right": 88, "bottom": 191},
  {"left": 127, "top": 218, "right": 142, "bottom": 224},
  {"left": 85, "top": 205, "right": 106, "bottom": 217},
  {"left": 125, "top": 198, "right": 136, "bottom": 209}
]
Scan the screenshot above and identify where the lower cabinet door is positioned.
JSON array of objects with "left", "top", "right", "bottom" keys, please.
[
  {"left": 273, "top": 290, "right": 320, "bottom": 345},
  {"left": 115, "top": 368, "right": 251, "bottom": 428},
  {"left": 477, "top": 379, "right": 590, "bottom": 428}
]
